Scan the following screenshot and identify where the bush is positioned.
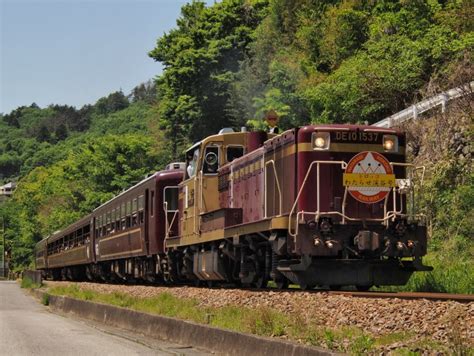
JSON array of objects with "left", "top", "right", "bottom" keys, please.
[
  {"left": 20, "top": 276, "right": 41, "bottom": 289},
  {"left": 41, "top": 293, "right": 50, "bottom": 306}
]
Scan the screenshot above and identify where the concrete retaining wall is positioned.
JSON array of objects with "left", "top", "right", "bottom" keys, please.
[
  {"left": 31, "top": 289, "right": 337, "bottom": 356},
  {"left": 23, "top": 270, "right": 42, "bottom": 285}
]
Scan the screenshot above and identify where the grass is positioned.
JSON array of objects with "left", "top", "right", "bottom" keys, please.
[
  {"left": 374, "top": 247, "right": 474, "bottom": 294},
  {"left": 20, "top": 276, "right": 42, "bottom": 289},
  {"left": 47, "top": 284, "right": 288, "bottom": 337},
  {"left": 41, "top": 293, "right": 50, "bottom": 306},
  {"left": 45, "top": 283, "right": 472, "bottom": 355}
]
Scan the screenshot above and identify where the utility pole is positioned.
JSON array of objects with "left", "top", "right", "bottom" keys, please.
[
  {"left": 0, "top": 215, "right": 6, "bottom": 279},
  {"left": 1, "top": 216, "right": 4, "bottom": 278}
]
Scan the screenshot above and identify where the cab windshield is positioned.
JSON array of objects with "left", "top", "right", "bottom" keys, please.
[{"left": 186, "top": 146, "right": 200, "bottom": 179}]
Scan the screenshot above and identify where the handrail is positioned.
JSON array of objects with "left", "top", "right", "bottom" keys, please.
[
  {"left": 288, "top": 160, "right": 347, "bottom": 237},
  {"left": 372, "top": 82, "right": 473, "bottom": 128},
  {"left": 264, "top": 160, "right": 283, "bottom": 217},
  {"left": 288, "top": 160, "right": 424, "bottom": 237},
  {"left": 195, "top": 173, "right": 200, "bottom": 235},
  {"left": 163, "top": 201, "right": 179, "bottom": 239},
  {"left": 162, "top": 186, "right": 180, "bottom": 239}
]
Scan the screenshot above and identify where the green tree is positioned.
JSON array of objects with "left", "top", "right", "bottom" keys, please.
[
  {"left": 149, "top": 0, "right": 268, "bottom": 156},
  {"left": 95, "top": 91, "right": 129, "bottom": 115}
]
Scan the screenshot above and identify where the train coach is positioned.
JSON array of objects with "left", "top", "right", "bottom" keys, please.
[
  {"left": 35, "top": 164, "right": 184, "bottom": 282},
  {"left": 36, "top": 124, "right": 432, "bottom": 290}
]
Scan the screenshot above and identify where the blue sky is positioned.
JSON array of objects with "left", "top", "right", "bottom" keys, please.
[{"left": 0, "top": 0, "right": 214, "bottom": 114}]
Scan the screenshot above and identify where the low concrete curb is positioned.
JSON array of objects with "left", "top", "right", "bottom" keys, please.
[{"left": 30, "top": 289, "right": 338, "bottom": 356}]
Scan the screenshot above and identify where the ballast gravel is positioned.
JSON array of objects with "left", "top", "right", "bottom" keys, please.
[{"left": 45, "top": 281, "right": 473, "bottom": 352}]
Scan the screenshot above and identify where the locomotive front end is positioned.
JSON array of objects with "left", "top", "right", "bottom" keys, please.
[{"left": 281, "top": 125, "right": 432, "bottom": 289}]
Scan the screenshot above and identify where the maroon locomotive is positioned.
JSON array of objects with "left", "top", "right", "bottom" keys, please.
[{"left": 36, "top": 124, "right": 431, "bottom": 290}]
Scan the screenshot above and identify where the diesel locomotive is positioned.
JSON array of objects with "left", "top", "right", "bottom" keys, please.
[{"left": 35, "top": 124, "right": 432, "bottom": 290}]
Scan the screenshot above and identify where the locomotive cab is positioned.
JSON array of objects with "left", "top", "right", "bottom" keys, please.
[{"left": 171, "top": 129, "right": 270, "bottom": 245}]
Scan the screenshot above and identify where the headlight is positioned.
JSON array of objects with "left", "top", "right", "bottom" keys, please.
[
  {"left": 383, "top": 135, "right": 398, "bottom": 152},
  {"left": 312, "top": 132, "right": 330, "bottom": 150},
  {"left": 205, "top": 152, "right": 218, "bottom": 166}
]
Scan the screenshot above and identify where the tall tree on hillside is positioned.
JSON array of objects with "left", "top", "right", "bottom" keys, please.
[
  {"left": 36, "top": 125, "right": 51, "bottom": 143},
  {"left": 149, "top": 0, "right": 268, "bottom": 157},
  {"left": 95, "top": 91, "right": 129, "bottom": 115},
  {"left": 50, "top": 105, "right": 89, "bottom": 132},
  {"left": 55, "top": 123, "right": 68, "bottom": 141},
  {"left": 130, "top": 81, "right": 157, "bottom": 104}
]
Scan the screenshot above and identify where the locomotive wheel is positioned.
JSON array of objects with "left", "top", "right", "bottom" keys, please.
[
  {"left": 300, "top": 283, "right": 315, "bottom": 291},
  {"left": 85, "top": 266, "right": 94, "bottom": 281},
  {"left": 329, "top": 285, "right": 342, "bottom": 291},
  {"left": 253, "top": 274, "right": 267, "bottom": 289},
  {"left": 275, "top": 279, "right": 289, "bottom": 290},
  {"left": 52, "top": 269, "right": 61, "bottom": 281},
  {"left": 356, "top": 285, "right": 372, "bottom": 292},
  {"left": 206, "top": 281, "right": 215, "bottom": 288}
]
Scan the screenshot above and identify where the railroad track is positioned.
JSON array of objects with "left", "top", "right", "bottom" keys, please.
[
  {"left": 45, "top": 280, "right": 474, "bottom": 303},
  {"left": 326, "top": 290, "right": 474, "bottom": 303},
  {"left": 240, "top": 286, "right": 474, "bottom": 303}
]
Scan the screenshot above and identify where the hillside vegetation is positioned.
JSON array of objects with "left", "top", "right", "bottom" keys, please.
[{"left": 0, "top": 0, "right": 472, "bottom": 292}]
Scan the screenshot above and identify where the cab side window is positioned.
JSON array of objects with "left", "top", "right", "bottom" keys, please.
[{"left": 226, "top": 146, "right": 244, "bottom": 162}]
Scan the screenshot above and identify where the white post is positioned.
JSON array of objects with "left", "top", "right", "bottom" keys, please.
[{"left": 441, "top": 94, "right": 448, "bottom": 113}]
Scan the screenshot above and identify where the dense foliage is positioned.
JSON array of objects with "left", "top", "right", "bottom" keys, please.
[
  {"left": 0, "top": 0, "right": 472, "bottom": 293},
  {"left": 149, "top": 0, "right": 472, "bottom": 154},
  {"left": 0, "top": 83, "right": 169, "bottom": 267}
]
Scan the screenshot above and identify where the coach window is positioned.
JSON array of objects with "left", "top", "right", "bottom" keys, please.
[
  {"left": 102, "top": 213, "right": 107, "bottom": 236},
  {"left": 138, "top": 195, "right": 145, "bottom": 224},
  {"left": 97, "top": 216, "right": 101, "bottom": 237},
  {"left": 116, "top": 206, "right": 121, "bottom": 230},
  {"left": 75, "top": 229, "right": 81, "bottom": 247},
  {"left": 73, "top": 232, "right": 77, "bottom": 247},
  {"left": 126, "top": 201, "right": 132, "bottom": 228},
  {"left": 111, "top": 209, "right": 116, "bottom": 233},
  {"left": 121, "top": 203, "right": 126, "bottom": 230},
  {"left": 106, "top": 211, "right": 111, "bottom": 235},
  {"left": 95, "top": 216, "right": 99, "bottom": 237},
  {"left": 164, "top": 187, "right": 179, "bottom": 211},
  {"left": 132, "top": 198, "right": 138, "bottom": 226},
  {"left": 226, "top": 145, "right": 244, "bottom": 163},
  {"left": 100, "top": 215, "right": 104, "bottom": 237},
  {"left": 84, "top": 225, "right": 90, "bottom": 244},
  {"left": 203, "top": 145, "right": 219, "bottom": 174}
]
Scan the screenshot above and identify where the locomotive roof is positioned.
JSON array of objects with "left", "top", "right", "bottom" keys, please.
[
  {"left": 184, "top": 130, "right": 264, "bottom": 153},
  {"left": 299, "top": 124, "right": 402, "bottom": 134}
]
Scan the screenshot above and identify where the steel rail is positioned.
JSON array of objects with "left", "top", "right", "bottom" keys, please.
[
  {"left": 326, "top": 290, "right": 474, "bottom": 303},
  {"left": 48, "top": 280, "right": 474, "bottom": 303}
]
